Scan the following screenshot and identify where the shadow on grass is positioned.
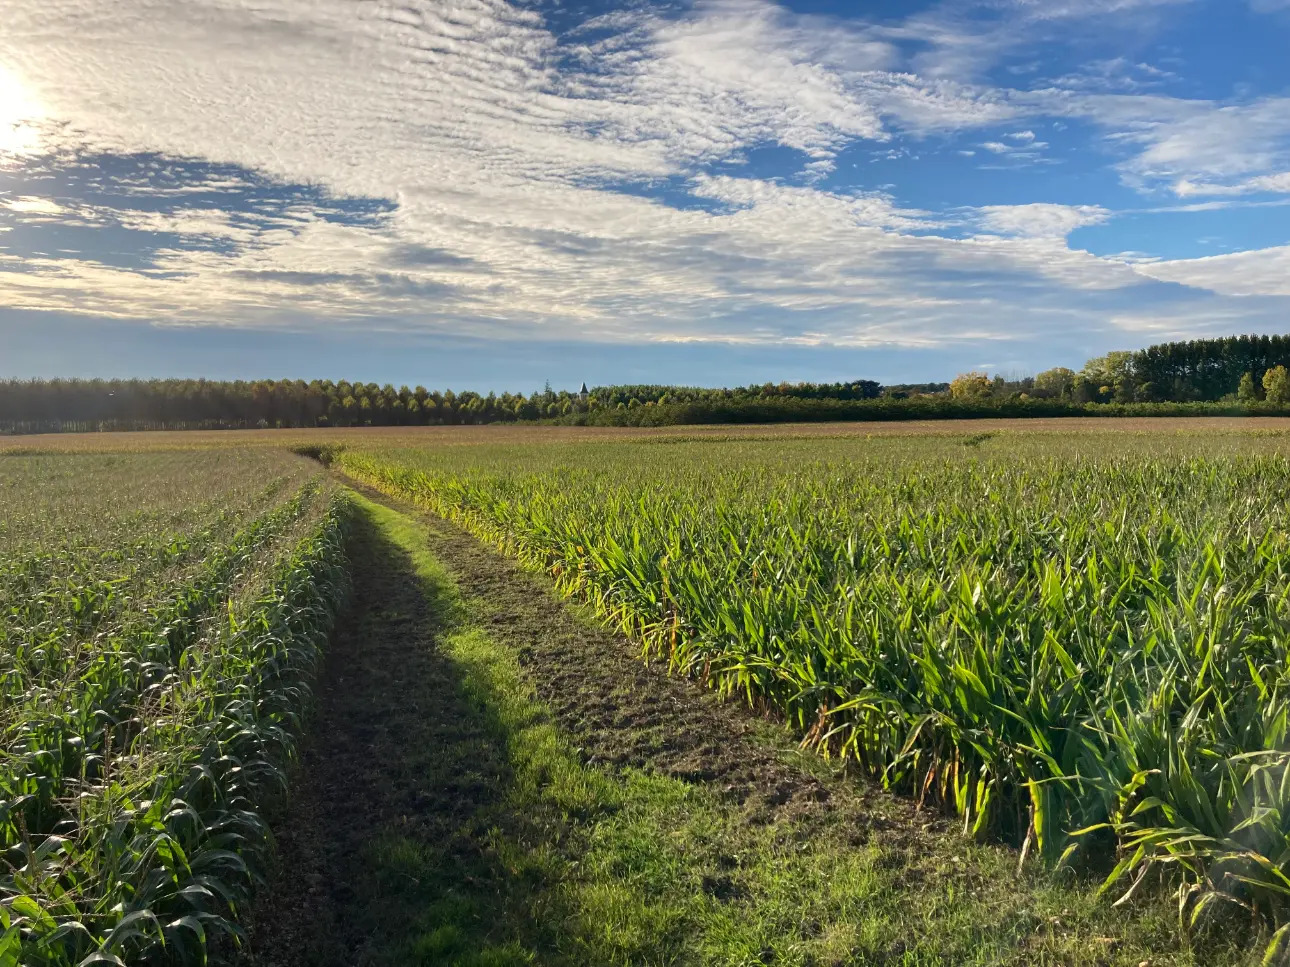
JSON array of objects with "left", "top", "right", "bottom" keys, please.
[
  {"left": 241, "top": 498, "right": 573, "bottom": 967},
  {"left": 242, "top": 493, "right": 1247, "bottom": 967}
]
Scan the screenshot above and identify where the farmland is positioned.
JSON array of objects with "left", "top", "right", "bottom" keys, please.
[
  {"left": 3, "top": 424, "right": 1288, "bottom": 964},
  {"left": 338, "top": 430, "right": 1290, "bottom": 960},
  {"left": 9, "top": 414, "right": 1290, "bottom": 454},
  {"left": 0, "top": 451, "right": 349, "bottom": 965}
]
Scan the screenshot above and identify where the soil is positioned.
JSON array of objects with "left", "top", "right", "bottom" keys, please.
[
  {"left": 236, "top": 480, "right": 933, "bottom": 965},
  {"left": 11, "top": 415, "right": 1290, "bottom": 454},
  {"left": 356, "top": 479, "right": 921, "bottom": 830},
  {"left": 237, "top": 495, "right": 520, "bottom": 966},
  {"left": 412, "top": 505, "right": 900, "bottom": 828}
]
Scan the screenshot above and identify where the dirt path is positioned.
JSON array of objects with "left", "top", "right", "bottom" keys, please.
[
  {"left": 238, "top": 499, "right": 522, "bottom": 966},
  {"left": 236, "top": 481, "right": 1214, "bottom": 967},
  {"left": 388, "top": 487, "right": 915, "bottom": 837},
  {"left": 239, "top": 483, "right": 919, "bottom": 964}
]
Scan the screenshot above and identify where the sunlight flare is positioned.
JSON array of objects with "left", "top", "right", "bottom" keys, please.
[{"left": 0, "top": 63, "right": 43, "bottom": 156}]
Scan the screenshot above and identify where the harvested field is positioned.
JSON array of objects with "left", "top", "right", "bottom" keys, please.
[{"left": 7, "top": 415, "right": 1290, "bottom": 454}]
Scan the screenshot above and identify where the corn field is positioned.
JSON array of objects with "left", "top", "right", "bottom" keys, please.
[
  {"left": 0, "top": 451, "right": 350, "bottom": 965},
  {"left": 339, "top": 432, "right": 1290, "bottom": 955}
]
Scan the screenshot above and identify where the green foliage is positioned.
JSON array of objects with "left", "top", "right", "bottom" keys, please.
[
  {"left": 16, "top": 344, "right": 1290, "bottom": 433},
  {"left": 1033, "top": 367, "right": 1076, "bottom": 399},
  {"left": 0, "top": 452, "right": 351, "bottom": 965},
  {"left": 350, "top": 494, "right": 1223, "bottom": 966},
  {"left": 1083, "top": 351, "right": 1135, "bottom": 385},
  {"left": 341, "top": 432, "right": 1290, "bottom": 956},
  {"left": 0, "top": 378, "right": 886, "bottom": 433},
  {"left": 1239, "top": 372, "right": 1260, "bottom": 402},
  {"left": 1131, "top": 333, "right": 1290, "bottom": 402},
  {"left": 949, "top": 372, "right": 991, "bottom": 399},
  {"left": 1264, "top": 366, "right": 1290, "bottom": 404}
]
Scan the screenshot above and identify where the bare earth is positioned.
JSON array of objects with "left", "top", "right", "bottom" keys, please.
[{"left": 7, "top": 415, "right": 1290, "bottom": 452}]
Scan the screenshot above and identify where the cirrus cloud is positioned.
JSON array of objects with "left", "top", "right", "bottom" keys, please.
[{"left": 0, "top": 0, "right": 1286, "bottom": 362}]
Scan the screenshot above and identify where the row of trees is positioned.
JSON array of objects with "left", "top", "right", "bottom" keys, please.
[
  {"left": 1131, "top": 334, "right": 1290, "bottom": 401},
  {"left": 0, "top": 377, "right": 922, "bottom": 433},
  {"left": 947, "top": 362, "right": 1131, "bottom": 404},
  {"left": 601, "top": 380, "right": 885, "bottom": 404},
  {"left": 5, "top": 335, "right": 1289, "bottom": 434},
  {"left": 0, "top": 380, "right": 602, "bottom": 433},
  {"left": 948, "top": 336, "right": 1290, "bottom": 406}
]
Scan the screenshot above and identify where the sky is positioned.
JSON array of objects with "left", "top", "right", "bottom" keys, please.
[{"left": 0, "top": 0, "right": 1288, "bottom": 390}]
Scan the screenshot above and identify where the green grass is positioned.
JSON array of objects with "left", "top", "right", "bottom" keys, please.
[{"left": 350, "top": 491, "right": 1241, "bottom": 966}]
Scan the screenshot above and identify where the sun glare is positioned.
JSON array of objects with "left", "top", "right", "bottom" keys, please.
[{"left": 0, "top": 64, "right": 43, "bottom": 155}]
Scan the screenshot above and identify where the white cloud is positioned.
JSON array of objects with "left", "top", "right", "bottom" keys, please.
[
  {"left": 1175, "top": 172, "right": 1290, "bottom": 197},
  {"left": 583, "top": 0, "right": 897, "bottom": 163},
  {"left": 1007, "top": 89, "right": 1290, "bottom": 197},
  {"left": 1, "top": 196, "right": 68, "bottom": 216},
  {"left": 976, "top": 203, "right": 1111, "bottom": 238},
  {"left": 974, "top": 134, "right": 1049, "bottom": 164},
  {"left": 889, "top": 0, "right": 1194, "bottom": 83},
  {"left": 0, "top": 0, "right": 1285, "bottom": 352},
  {"left": 1133, "top": 246, "right": 1290, "bottom": 297},
  {"left": 1108, "top": 298, "right": 1290, "bottom": 341},
  {"left": 0, "top": 166, "right": 1175, "bottom": 347},
  {"left": 1047, "top": 57, "right": 1179, "bottom": 93},
  {"left": 1124, "top": 99, "right": 1290, "bottom": 190}
]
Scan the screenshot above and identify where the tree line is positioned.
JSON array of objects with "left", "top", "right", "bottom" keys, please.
[
  {"left": 0, "top": 377, "right": 898, "bottom": 433},
  {"left": 3, "top": 334, "right": 1289, "bottom": 434},
  {"left": 947, "top": 334, "right": 1290, "bottom": 405}
]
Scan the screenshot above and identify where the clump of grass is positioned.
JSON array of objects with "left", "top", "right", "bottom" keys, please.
[{"left": 291, "top": 443, "right": 347, "bottom": 466}]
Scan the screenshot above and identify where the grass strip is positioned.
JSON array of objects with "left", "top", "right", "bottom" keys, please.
[{"left": 338, "top": 492, "right": 1241, "bottom": 966}]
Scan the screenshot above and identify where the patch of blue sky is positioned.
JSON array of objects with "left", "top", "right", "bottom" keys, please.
[
  {"left": 776, "top": 0, "right": 935, "bottom": 17},
  {"left": 1073, "top": 200, "right": 1290, "bottom": 261},
  {"left": 0, "top": 308, "right": 1120, "bottom": 388},
  {"left": 0, "top": 151, "right": 392, "bottom": 223},
  {"left": 1, "top": 0, "right": 1288, "bottom": 384},
  {"left": 1143, "top": 2, "right": 1290, "bottom": 96},
  {"left": 832, "top": 124, "right": 1124, "bottom": 209},
  {"left": 599, "top": 172, "right": 740, "bottom": 214},
  {"left": 0, "top": 219, "right": 227, "bottom": 271}
]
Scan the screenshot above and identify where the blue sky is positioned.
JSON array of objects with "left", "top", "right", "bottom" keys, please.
[{"left": 1, "top": 0, "right": 1288, "bottom": 390}]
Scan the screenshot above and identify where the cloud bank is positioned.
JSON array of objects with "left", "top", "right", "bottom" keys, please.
[{"left": 0, "top": 0, "right": 1287, "bottom": 353}]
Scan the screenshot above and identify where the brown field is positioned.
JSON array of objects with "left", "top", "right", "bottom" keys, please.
[{"left": 6, "top": 415, "right": 1290, "bottom": 453}]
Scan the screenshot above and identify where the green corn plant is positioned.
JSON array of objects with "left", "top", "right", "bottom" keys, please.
[
  {"left": 0, "top": 452, "right": 352, "bottom": 966},
  {"left": 338, "top": 433, "right": 1290, "bottom": 950}
]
